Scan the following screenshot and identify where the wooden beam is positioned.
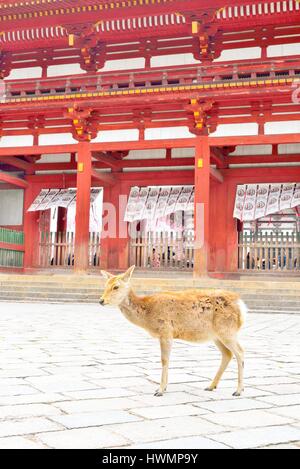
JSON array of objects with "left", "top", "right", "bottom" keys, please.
[
  {"left": 210, "top": 148, "right": 226, "bottom": 168},
  {"left": 228, "top": 155, "right": 300, "bottom": 165},
  {"left": 0, "top": 156, "right": 33, "bottom": 172},
  {"left": 0, "top": 241, "right": 25, "bottom": 252},
  {"left": 210, "top": 167, "right": 224, "bottom": 184},
  {"left": 0, "top": 135, "right": 299, "bottom": 158},
  {"left": 0, "top": 139, "right": 196, "bottom": 156},
  {"left": 209, "top": 135, "right": 300, "bottom": 147},
  {"left": 91, "top": 169, "right": 115, "bottom": 186},
  {"left": 92, "top": 152, "right": 121, "bottom": 170},
  {"left": 0, "top": 171, "right": 28, "bottom": 188}
]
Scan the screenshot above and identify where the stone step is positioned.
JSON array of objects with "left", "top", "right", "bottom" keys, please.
[
  {"left": 1, "top": 282, "right": 300, "bottom": 296},
  {"left": 0, "top": 297, "right": 298, "bottom": 312},
  {"left": 0, "top": 285, "right": 299, "bottom": 297}
]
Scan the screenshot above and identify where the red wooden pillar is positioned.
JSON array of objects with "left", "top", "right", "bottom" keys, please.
[
  {"left": 194, "top": 136, "right": 210, "bottom": 277},
  {"left": 226, "top": 179, "right": 239, "bottom": 272},
  {"left": 74, "top": 142, "right": 92, "bottom": 272},
  {"left": 210, "top": 179, "right": 229, "bottom": 273},
  {"left": 101, "top": 178, "right": 129, "bottom": 271},
  {"left": 23, "top": 183, "right": 40, "bottom": 270}
]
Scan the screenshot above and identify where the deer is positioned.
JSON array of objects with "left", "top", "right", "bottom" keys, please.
[{"left": 100, "top": 266, "right": 246, "bottom": 397}]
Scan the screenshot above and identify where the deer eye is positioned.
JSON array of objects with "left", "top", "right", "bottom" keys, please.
[{"left": 113, "top": 285, "right": 119, "bottom": 291}]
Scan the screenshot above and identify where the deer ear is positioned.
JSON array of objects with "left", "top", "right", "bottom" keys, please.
[
  {"left": 121, "top": 265, "right": 135, "bottom": 283},
  {"left": 101, "top": 270, "right": 114, "bottom": 280}
]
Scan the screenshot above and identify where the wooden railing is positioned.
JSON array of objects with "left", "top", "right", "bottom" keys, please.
[
  {"left": 4, "top": 58, "right": 300, "bottom": 101},
  {"left": 130, "top": 231, "right": 194, "bottom": 271},
  {"left": 0, "top": 227, "right": 24, "bottom": 268},
  {"left": 238, "top": 232, "right": 300, "bottom": 272},
  {"left": 39, "top": 231, "right": 101, "bottom": 268}
]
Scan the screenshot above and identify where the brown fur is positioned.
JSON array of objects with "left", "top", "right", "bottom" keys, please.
[{"left": 100, "top": 266, "right": 246, "bottom": 397}]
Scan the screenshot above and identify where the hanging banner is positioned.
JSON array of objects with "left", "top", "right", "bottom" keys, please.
[
  {"left": 175, "top": 186, "right": 193, "bottom": 213},
  {"left": 291, "top": 183, "right": 300, "bottom": 208},
  {"left": 134, "top": 187, "right": 150, "bottom": 221},
  {"left": 90, "top": 188, "right": 102, "bottom": 204},
  {"left": 38, "top": 189, "right": 61, "bottom": 211},
  {"left": 165, "top": 186, "right": 182, "bottom": 216},
  {"left": 27, "top": 189, "right": 49, "bottom": 212},
  {"left": 254, "top": 184, "right": 269, "bottom": 220},
  {"left": 153, "top": 187, "right": 170, "bottom": 220},
  {"left": 143, "top": 187, "right": 160, "bottom": 220},
  {"left": 124, "top": 187, "right": 140, "bottom": 222},
  {"left": 90, "top": 189, "right": 103, "bottom": 232},
  {"left": 186, "top": 189, "right": 195, "bottom": 212},
  {"left": 242, "top": 184, "right": 257, "bottom": 221},
  {"left": 280, "top": 183, "right": 295, "bottom": 211},
  {"left": 54, "top": 188, "right": 77, "bottom": 208},
  {"left": 233, "top": 185, "right": 246, "bottom": 220},
  {"left": 49, "top": 189, "right": 69, "bottom": 208},
  {"left": 266, "top": 184, "right": 282, "bottom": 215}
]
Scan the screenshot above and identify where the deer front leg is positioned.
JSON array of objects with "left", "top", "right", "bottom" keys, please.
[
  {"left": 154, "top": 337, "right": 173, "bottom": 397},
  {"left": 205, "top": 339, "right": 233, "bottom": 392}
]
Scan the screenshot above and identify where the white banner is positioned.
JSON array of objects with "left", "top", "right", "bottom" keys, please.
[
  {"left": 291, "top": 183, "right": 300, "bottom": 208},
  {"left": 266, "top": 184, "right": 282, "bottom": 216},
  {"left": 27, "top": 189, "right": 49, "bottom": 212},
  {"left": 280, "top": 183, "right": 295, "bottom": 211},
  {"left": 155, "top": 186, "right": 171, "bottom": 219},
  {"left": 175, "top": 186, "right": 193, "bottom": 212},
  {"left": 242, "top": 185, "right": 257, "bottom": 221},
  {"left": 233, "top": 185, "right": 246, "bottom": 220},
  {"left": 143, "top": 187, "right": 160, "bottom": 220},
  {"left": 134, "top": 187, "right": 149, "bottom": 221},
  {"left": 186, "top": 189, "right": 195, "bottom": 212},
  {"left": 38, "top": 189, "right": 61, "bottom": 211},
  {"left": 165, "top": 186, "right": 182, "bottom": 216},
  {"left": 124, "top": 187, "right": 140, "bottom": 222},
  {"left": 56, "top": 188, "right": 77, "bottom": 208},
  {"left": 254, "top": 184, "right": 269, "bottom": 220}
]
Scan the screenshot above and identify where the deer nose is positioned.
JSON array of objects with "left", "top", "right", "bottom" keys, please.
[{"left": 99, "top": 299, "right": 105, "bottom": 306}]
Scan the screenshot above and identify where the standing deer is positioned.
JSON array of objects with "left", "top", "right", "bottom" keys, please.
[{"left": 100, "top": 266, "right": 246, "bottom": 397}]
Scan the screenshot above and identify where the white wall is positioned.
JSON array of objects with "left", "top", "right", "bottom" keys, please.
[{"left": 0, "top": 189, "right": 24, "bottom": 225}]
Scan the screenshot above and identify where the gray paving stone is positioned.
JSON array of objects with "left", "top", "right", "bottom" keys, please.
[
  {"left": 267, "top": 405, "right": 300, "bottom": 420},
  {"left": 0, "top": 418, "right": 62, "bottom": 438},
  {"left": 131, "top": 404, "right": 208, "bottom": 419},
  {"left": 0, "top": 436, "right": 48, "bottom": 449},
  {"left": 211, "top": 425, "right": 300, "bottom": 449},
  {"left": 193, "top": 398, "right": 272, "bottom": 413},
  {"left": 127, "top": 437, "right": 230, "bottom": 449},
  {"left": 37, "top": 428, "right": 130, "bottom": 449},
  {"left": 257, "top": 394, "right": 300, "bottom": 407},
  {"left": 55, "top": 398, "right": 144, "bottom": 414},
  {"left": 0, "top": 393, "right": 67, "bottom": 406},
  {"left": 0, "top": 385, "right": 40, "bottom": 397},
  {"left": 201, "top": 409, "right": 294, "bottom": 428},
  {"left": 51, "top": 410, "right": 141, "bottom": 429},
  {"left": 109, "top": 416, "right": 224, "bottom": 444},
  {"left": 0, "top": 404, "right": 62, "bottom": 420}
]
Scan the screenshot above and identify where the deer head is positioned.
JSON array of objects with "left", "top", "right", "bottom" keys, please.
[{"left": 99, "top": 265, "right": 135, "bottom": 306}]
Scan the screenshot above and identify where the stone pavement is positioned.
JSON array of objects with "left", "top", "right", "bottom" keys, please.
[{"left": 0, "top": 302, "right": 299, "bottom": 449}]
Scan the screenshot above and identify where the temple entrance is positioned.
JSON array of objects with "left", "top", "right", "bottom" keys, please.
[
  {"left": 33, "top": 188, "right": 103, "bottom": 269},
  {"left": 238, "top": 210, "right": 300, "bottom": 272},
  {"left": 126, "top": 186, "right": 195, "bottom": 271}
]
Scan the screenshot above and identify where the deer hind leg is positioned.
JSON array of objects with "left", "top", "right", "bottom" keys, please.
[
  {"left": 220, "top": 337, "right": 245, "bottom": 397},
  {"left": 205, "top": 339, "right": 233, "bottom": 392},
  {"left": 154, "top": 337, "right": 173, "bottom": 397}
]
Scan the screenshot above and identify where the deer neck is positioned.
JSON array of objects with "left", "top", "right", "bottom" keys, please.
[{"left": 119, "top": 289, "right": 145, "bottom": 328}]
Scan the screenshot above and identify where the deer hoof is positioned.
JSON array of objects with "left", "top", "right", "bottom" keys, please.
[
  {"left": 205, "top": 386, "right": 216, "bottom": 392},
  {"left": 232, "top": 391, "right": 242, "bottom": 397},
  {"left": 154, "top": 390, "right": 164, "bottom": 397}
]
